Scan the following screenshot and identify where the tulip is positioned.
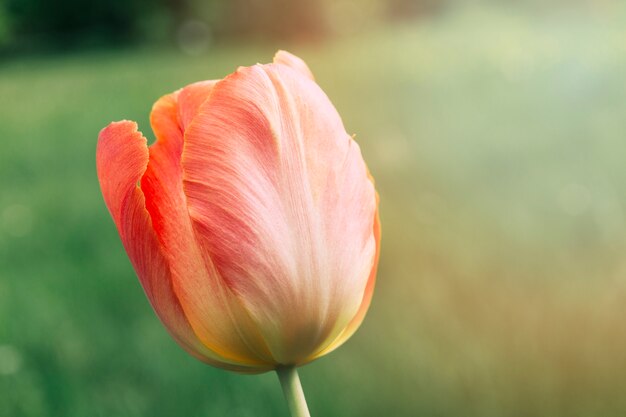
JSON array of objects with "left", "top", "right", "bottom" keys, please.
[{"left": 96, "top": 51, "right": 380, "bottom": 416}]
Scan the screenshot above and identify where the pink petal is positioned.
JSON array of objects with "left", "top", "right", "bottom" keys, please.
[
  {"left": 309, "top": 203, "right": 381, "bottom": 360},
  {"left": 182, "top": 61, "right": 377, "bottom": 364},
  {"left": 273, "top": 50, "right": 315, "bottom": 80},
  {"left": 142, "top": 88, "right": 274, "bottom": 366}
]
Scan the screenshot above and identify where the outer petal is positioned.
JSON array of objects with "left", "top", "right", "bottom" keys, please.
[
  {"left": 177, "top": 80, "right": 218, "bottom": 129},
  {"left": 308, "top": 202, "right": 381, "bottom": 360},
  {"left": 142, "top": 87, "right": 274, "bottom": 366},
  {"left": 182, "top": 60, "right": 377, "bottom": 364},
  {"left": 97, "top": 120, "right": 270, "bottom": 373},
  {"left": 273, "top": 50, "right": 315, "bottom": 80}
]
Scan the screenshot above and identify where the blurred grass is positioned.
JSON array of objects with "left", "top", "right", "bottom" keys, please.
[{"left": 3, "top": 3, "right": 626, "bottom": 416}]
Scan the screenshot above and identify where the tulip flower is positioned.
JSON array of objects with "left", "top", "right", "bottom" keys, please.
[{"left": 96, "top": 50, "right": 380, "bottom": 417}]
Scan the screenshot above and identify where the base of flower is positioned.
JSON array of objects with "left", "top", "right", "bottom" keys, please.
[{"left": 276, "top": 365, "right": 311, "bottom": 417}]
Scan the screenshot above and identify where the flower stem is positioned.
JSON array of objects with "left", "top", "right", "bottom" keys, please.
[{"left": 276, "top": 366, "right": 311, "bottom": 417}]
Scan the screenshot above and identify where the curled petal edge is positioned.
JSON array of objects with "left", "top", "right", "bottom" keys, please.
[{"left": 97, "top": 120, "right": 273, "bottom": 373}]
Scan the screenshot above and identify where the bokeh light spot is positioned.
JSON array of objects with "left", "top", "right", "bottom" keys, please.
[{"left": 177, "top": 19, "right": 212, "bottom": 56}]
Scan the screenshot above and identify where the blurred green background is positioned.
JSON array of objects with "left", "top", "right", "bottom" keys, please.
[{"left": 2, "top": 0, "right": 626, "bottom": 416}]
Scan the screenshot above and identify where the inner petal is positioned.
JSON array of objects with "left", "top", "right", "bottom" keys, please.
[{"left": 141, "top": 86, "right": 274, "bottom": 365}]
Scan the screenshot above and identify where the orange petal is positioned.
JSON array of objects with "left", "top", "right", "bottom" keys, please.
[
  {"left": 97, "top": 120, "right": 270, "bottom": 373},
  {"left": 177, "top": 80, "right": 218, "bottom": 129}
]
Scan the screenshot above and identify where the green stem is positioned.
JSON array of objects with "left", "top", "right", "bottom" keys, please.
[{"left": 276, "top": 366, "right": 311, "bottom": 417}]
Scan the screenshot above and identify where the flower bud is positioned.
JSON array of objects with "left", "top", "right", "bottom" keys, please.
[{"left": 97, "top": 51, "right": 380, "bottom": 373}]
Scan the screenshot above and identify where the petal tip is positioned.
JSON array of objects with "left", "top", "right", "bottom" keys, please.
[
  {"left": 272, "top": 50, "right": 315, "bottom": 80},
  {"left": 98, "top": 120, "right": 140, "bottom": 141}
]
